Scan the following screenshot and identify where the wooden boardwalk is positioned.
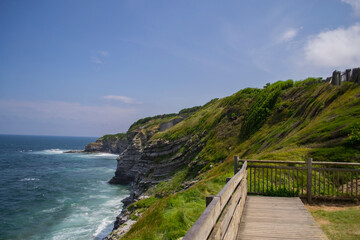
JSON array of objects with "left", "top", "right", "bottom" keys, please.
[{"left": 237, "top": 196, "right": 328, "bottom": 240}]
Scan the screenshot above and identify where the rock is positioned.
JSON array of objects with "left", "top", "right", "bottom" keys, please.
[
  {"left": 159, "top": 117, "right": 184, "bottom": 131},
  {"left": 84, "top": 142, "right": 102, "bottom": 152},
  {"left": 108, "top": 132, "right": 203, "bottom": 204},
  {"left": 84, "top": 133, "right": 129, "bottom": 154},
  {"left": 351, "top": 68, "right": 360, "bottom": 84},
  {"left": 64, "top": 150, "right": 85, "bottom": 153},
  {"left": 105, "top": 208, "right": 136, "bottom": 240},
  {"left": 138, "top": 195, "right": 150, "bottom": 200},
  {"left": 345, "top": 69, "right": 351, "bottom": 81},
  {"left": 121, "top": 196, "right": 134, "bottom": 207},
  {"left": 181, "top": 180, "right": 198, "bottom": 190},
  {"left": 331, "top": 70, "right": 341, "bottom": 86}
]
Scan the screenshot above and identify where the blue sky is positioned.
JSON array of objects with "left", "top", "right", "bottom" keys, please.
[{"left": 1, "top": 0, "right": 360, "bottom": 137}]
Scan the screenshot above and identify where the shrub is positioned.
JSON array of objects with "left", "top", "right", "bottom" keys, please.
[
  {"left": 264, "top": 187, "right": 299, "bottom": 197},
  {"left": 346, "top": 122, "right": 360, "bottom": 147},
  {"left": 179, "top": 106, "right": 201, "bottom": 115}
]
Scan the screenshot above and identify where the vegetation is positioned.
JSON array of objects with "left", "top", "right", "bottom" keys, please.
[
  {"left": 264, "top": 187, "right": 299, "bottom": 197},
  {"left": 100, "top": 133, "right": 126, "bottom": 141},
  {"left": 240, "top": 80, "right": 294, "bottom": 139},
  {"left": 346, "top": 122, "right": 360, "bottom": 147},
  {"left": 309, "top": 206, "right": 360, "bottom": 240},
  {"left": 114, "top": 79, "right": 360, "bottom": 239},
  {"left": 122, "top": 161, "right": 233, "bottom": 240},
  {"left": 178, "top": 106, "right": 202, "bottom": 115},
  {"left": 294, "top": 77, "right": 322, "bottom": 87},
  {"left": 129, "top": 113, "right": 178, "bottom": 131}
]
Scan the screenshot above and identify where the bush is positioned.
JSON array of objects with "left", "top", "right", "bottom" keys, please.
[
  {"left": 179, "top": 106, "right": 201, "bottom": 115},
  {"left": 346, "top": 122, "right": 360, "bottom": 147},
  {"left": 264, "top": 187, "right": 299, "bottom": 197}
]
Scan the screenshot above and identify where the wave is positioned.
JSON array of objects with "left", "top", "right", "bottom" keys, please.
[
  {"left": 20, "top": 178, "right": 40, "bottom": 181},
  {"left": 93, "top": 217, "right": 114, "bottom": 239},
  {"left": 33, "top": 149, "right": 118, "bottom": 159},
  {"left": 32, "top": 149, "right": 75, "bottom": 154},
  {"left": 94, "top": 153, "right": 118, "bottom": 157},
  {"left": 78, "top": 153, "right": 119, "bottom": 159},
  {"left": 42, "top": 205, "right": 63, "bottom": 213}
]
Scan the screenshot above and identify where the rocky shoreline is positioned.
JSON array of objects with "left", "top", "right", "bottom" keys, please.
[{"left": 70, "top": 115, "right": 193, "bottom": 238}]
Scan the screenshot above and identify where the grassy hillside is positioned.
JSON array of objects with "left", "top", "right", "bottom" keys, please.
[
  {"left": 100, "top": 133, "right": 127, "bottom": 141},
  {"left": 113, "top": 79, "right": 360, "bottom": 240}
]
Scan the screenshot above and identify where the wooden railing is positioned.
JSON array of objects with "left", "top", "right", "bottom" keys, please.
[
  {"left": 184, "top": 157, "right": 360, "bottom": 240},
  {"left": 239, "top": 158, "right": 360, "bottom": 201},
  {"left": 183, "top": 160, "right": 247, "bottom": 240}
]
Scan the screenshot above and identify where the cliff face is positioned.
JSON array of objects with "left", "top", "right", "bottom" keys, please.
[
  {"left": 108, "top": 116, "right": 202, "bottom": 204},
  {"left": 84, "top": 133, "right": 128, "bottom": 154}
]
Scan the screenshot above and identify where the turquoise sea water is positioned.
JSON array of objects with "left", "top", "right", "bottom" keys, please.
[{"left": 0, "top": 135, "right": 129, "bottom": 240}]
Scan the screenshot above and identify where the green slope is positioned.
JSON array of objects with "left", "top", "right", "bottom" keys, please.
[{"left": 114, "top": 79, "right": 360, "bottom": 240}]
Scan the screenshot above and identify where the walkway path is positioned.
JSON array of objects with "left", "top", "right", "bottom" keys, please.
[{"left": 237, "top": 196, "right": 328, "bottom": 239}]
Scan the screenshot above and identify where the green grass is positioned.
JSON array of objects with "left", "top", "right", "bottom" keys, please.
[
  {"left": 100, "top": 133, "right": 126, "bottom": 141},
  {"left": 121, "top": 160, "right": 234, "bottom": 240},
  {"left": 309, "top": 206, "right": 360, "bottom": 240},
  {"left": 128, "top": 114, "right": 178, "bottom": 132},
  {"left": 146, "top": 169, "right": 189, "bottom": 197},
  {"left": 264, "top": 187, "right": 299, "bottom": 197}
]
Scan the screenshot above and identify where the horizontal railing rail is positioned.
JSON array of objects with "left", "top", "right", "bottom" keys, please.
[
  {"left": 239, "top": 159, "right": 360, "bottom": 166},
  {"left": 238, "top": 158, "right": 360, "bottom": 201},
  {"left": 183, "top": 159, "right": 247, "bottom": 240}
]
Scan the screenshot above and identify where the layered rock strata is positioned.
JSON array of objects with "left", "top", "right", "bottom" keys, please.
[
  {"left": 84, "top": 135, "right": 128, "bottom": 154},
  {"left": 105, "top": 115, "right": 206, "bottom": 238},
  {"left": 109, "top": 130, "right": 203, "bottom": 201}
]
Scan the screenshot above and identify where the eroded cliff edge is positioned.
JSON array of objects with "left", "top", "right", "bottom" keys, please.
[
  {"left": 85, "top": 133, "right": 129, "bottom": 154},
  {"left": 108, "top": 114, "right": 202, "bottom": 203}
]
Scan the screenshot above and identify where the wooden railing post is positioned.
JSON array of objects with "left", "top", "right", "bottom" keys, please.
[
  {"left": 307, "top": 158, "right": 313, "bottom": 203},
  {"left": 206, "top": 195, "right": 214, "bottom": 207},
  {"left": 234, "top": 156, "right": 239, "bottom": 175}
]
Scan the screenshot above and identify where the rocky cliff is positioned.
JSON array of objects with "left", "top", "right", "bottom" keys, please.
[
  {"left": 108, "top": 115, "right": 202, "bottom": 204},
  {"left": 84, "top": 133, "right": 128, "bottom": 154}
]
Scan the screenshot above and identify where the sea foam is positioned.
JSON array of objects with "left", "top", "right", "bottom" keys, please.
[{"left": 20, "top": 178, "right": 40, "bottom": 181}]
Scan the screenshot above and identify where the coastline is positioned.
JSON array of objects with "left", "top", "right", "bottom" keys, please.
[
  {"left": 63, "top": 148, "right": 133, "bottom": 239},
  {"left": 0, "top": 135, "right": 130, "bottom": 240}
]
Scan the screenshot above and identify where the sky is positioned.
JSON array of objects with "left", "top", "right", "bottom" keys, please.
[{"left": 1, "top": 0, "right": 360, "bottom": 137}]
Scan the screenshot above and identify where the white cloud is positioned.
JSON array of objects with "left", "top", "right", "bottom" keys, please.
[
  {"left": 90, "top": 50, "right": 109, "bottom": 64},
  {"left": 304, "top": 23, "right": 360, "bottom": 68},
  {"left": 91, "top": 56, "right": 103, "bottom": 64},
  {"left": 98, "top": 50, "right": 109, "bottom": 56},
  {"left": 103, "top": 95, "right": 142, "bottom": 104},
  {"left": 279, "top": 28, "right": 299, "bottom": 42},
  {"left": 342, "top": 0, "right": 360, "bottom": 15}
]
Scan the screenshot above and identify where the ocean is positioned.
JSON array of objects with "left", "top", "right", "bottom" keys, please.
[{"left": 0, "top": 135, "right": 129, "bottom": 240}]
